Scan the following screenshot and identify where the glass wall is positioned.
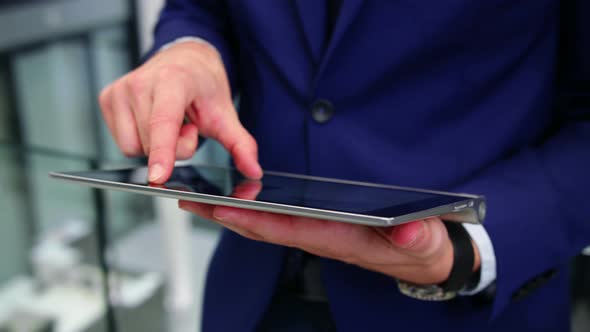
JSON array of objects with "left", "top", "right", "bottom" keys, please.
[
  {"left": 0, "top": 1, "right": 227, "bottom": 330},
  {"left": 0, "top": 1, "right": 157, "bottom": 331}
]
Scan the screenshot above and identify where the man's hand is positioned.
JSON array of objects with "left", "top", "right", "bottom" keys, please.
[
  {"left": 178, "top": 180, "right": 481, "bottom": 285},
  {"left": 99, "top": 41, "right": 262, "bottom": 183}
]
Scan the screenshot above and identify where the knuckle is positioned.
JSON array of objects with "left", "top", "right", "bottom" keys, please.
[
  {"left": 149, "top": 114, "right": 177, "bottom": 129},
  {"left": 192, "top": 42, "right": 220, "bottom": 61},
  {"left": 157, "top": 64, "right": 189, "bottom": 82},
  {"left": 202, "top": 64, "right": 221, "bottom": 82},
  {"left": 110, "top": 80, "right": 128, "bottom": 102},
  {"left": 126, "top": 73, "right": 147, "bottom": 96},
  {"left": 148, "top": 145, "right": 170, "bottom": 156},
  {"left": 113, "top": 79, "right": 125, "bottom": 92},
  {"left": 246, "top": 135, "right": 258, "bottom": 153},
  {"left": 201, "top": 111, "right": 224, "bottom": 138},
  {"left": 119, "top": 144, "right": 142, "bottom": 157}
]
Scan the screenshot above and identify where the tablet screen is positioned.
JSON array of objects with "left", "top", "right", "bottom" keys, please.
[{"left": 73, "top": 165, "right": 467, "bottom": 219}]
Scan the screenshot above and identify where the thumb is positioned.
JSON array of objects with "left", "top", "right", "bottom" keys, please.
[{"left": 387, "top": 219, "right": 433, "bottom": 253}]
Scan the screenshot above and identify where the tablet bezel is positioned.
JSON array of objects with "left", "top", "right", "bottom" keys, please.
[{"left": 49, "top": 165, "right": 486, "bottom": 227}]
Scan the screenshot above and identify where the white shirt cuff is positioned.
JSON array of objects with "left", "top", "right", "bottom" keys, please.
[{"left": 458, "top": 223, "right": 497, "bottom": 295}]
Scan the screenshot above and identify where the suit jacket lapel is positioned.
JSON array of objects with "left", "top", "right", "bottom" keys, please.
[
  {"left": 293, "top": 0, "right": 327, "bottom": 65},
  {"left": 316, "top": 0, "right": 364, "bottom": 78},
  {"left": 293, "top": 0, "right": 364, "bottom": 83}
]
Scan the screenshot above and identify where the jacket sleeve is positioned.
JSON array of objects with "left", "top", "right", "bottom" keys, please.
[
  {"left": 149, "top": 0, "right": 239, "bottom": 92},
  {"left": 455, "top": 1, "right": 590, "bottom": 318}
]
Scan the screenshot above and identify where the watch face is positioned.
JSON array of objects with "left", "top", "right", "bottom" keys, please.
[{"left": 397, "top": 281, "right": 457, "bottom": 301}]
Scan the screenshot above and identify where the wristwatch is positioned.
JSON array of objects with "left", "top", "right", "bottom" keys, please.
[{"left": 397, "top": 221, "right": 477, "bottom": 301}]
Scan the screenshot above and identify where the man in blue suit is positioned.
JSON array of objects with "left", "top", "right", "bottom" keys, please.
[{"left": 99, "top": 1, "right": 590, "bottom": 331}]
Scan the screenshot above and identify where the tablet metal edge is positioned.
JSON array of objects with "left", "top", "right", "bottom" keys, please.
[
  {"left": 263, "top": 169, "right": 482, "bottom": 199},
  {"left": 49, "top": 169, "right": 485, "bottom": 227}
]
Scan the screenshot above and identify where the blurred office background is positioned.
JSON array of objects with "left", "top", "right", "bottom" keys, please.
[
  {"left": 0, "top": 1, "right": 588, "bottom": 332},
  {"left": 0, "top": 1, "right": 226, "bottom": 331}
]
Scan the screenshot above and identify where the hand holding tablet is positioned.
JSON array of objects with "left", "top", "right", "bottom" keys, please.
[{"left": 50, "top": 164, "right": 484, "bottom": 285}]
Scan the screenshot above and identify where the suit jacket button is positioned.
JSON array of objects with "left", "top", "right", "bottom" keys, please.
[{"left": 311, "top": 99, "right": 334, "bottom": 124}]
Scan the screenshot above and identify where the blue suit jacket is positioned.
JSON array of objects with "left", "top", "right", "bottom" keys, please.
[{"left": 152, "top": 1, "right": 590, "bottom": 331}]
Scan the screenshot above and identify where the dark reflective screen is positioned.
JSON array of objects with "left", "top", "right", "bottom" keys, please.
[{"left": 73, "top": 165, "right": 465, "bottom": 218}]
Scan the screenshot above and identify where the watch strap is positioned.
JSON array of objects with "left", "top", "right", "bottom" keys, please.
[
  {"left": 397, "top": 281, "right": 457, "bottom": 301},
  {"left": 439, "top": 221, "right": 475, "bottom": 292}
]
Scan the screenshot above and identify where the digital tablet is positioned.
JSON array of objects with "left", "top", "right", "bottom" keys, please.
[{"left": 49, "top": 164, "right": 486, "bottom": 227}]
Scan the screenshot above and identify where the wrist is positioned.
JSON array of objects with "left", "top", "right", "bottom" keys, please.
[
  {"left": 437, "top": 222, "right": 477, "bottom": 292},
  {"left": 420, "top": 237, "right": 480, "bottom": 286},
  {"left": 397, "top": 222, "right": 478, "bottom": 301},
  {"left": 161, "top": 36, "right": 220, "bottom": 58},
  {"left": 158, "top": 38, "right": 222, "bottom": 71}
]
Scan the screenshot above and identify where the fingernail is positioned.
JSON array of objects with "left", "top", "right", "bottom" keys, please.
[
  {"left": 213, "top": 208, "right": 238, "bottom": 223},
  {"left": 148, "top": 164, "right": 164, "bottom": 182},
  {"left": 183, "top": 137, "right": 195, "bottom": 151},
  {"left": 185, "top": 140, "right": 195, "bottom": 151}
]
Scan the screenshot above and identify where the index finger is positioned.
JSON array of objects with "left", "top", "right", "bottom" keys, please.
[{"left": 147, "top": 77, "right": 187, "bottom": 183}]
